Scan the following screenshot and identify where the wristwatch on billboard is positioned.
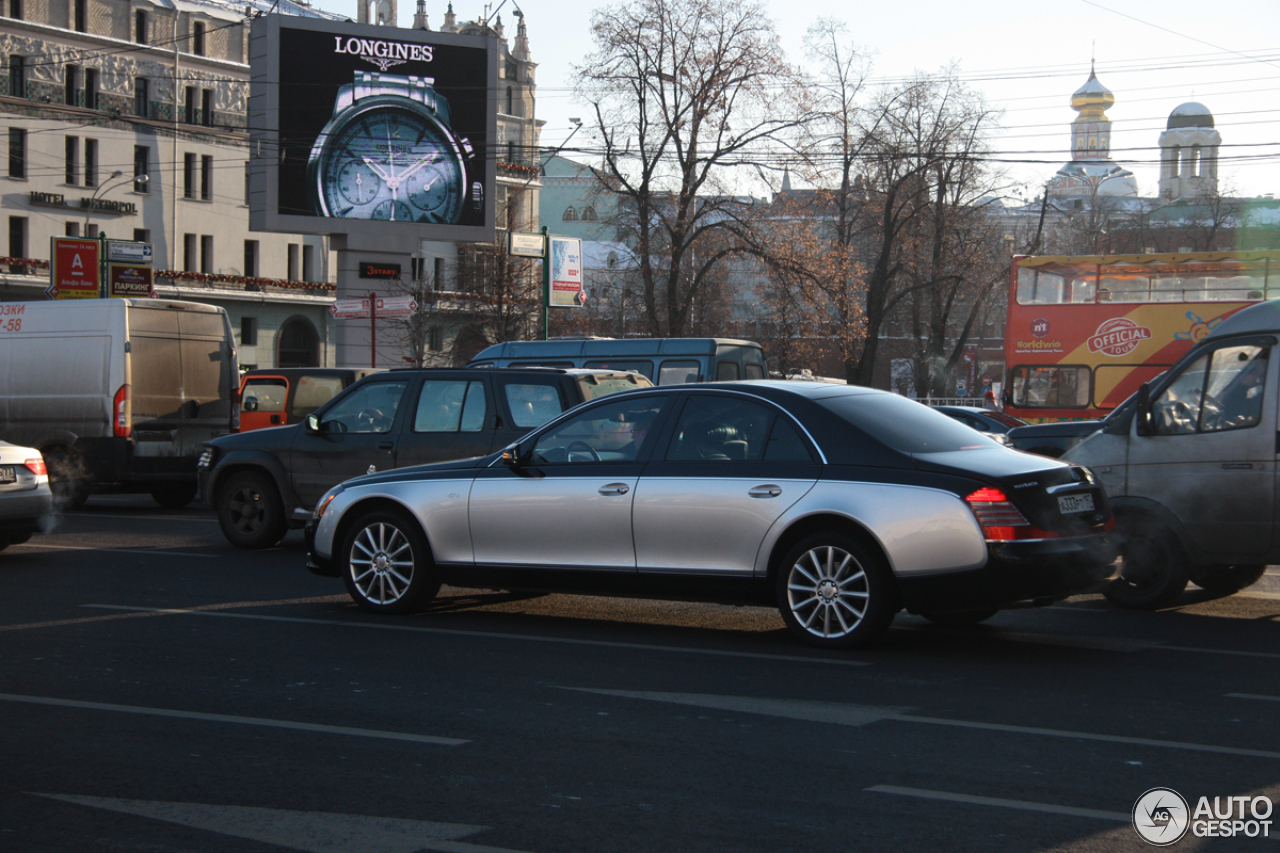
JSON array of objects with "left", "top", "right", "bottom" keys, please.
[{"left": 307, "top": 71, "right": 480, "bottom": 224}]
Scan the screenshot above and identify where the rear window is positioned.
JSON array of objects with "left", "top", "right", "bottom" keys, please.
[
  {"left": 292, "top": 375, "right": 345, "bottom": 418},
  {"left": 818, "top": 394, "right": 999, "bottom": 454}
]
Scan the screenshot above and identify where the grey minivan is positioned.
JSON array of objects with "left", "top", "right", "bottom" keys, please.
[{"left": 466, "top": 337, "right": 767, "bottom": 384}]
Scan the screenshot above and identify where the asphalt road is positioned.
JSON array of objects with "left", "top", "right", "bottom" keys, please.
[{"left": 2, "top": 495, "right": 1279, "bottom": 852}]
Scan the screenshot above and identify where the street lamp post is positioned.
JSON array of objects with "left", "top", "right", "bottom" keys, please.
[{"left": 84, "top": 170, "right": 147, "bottom": 296}]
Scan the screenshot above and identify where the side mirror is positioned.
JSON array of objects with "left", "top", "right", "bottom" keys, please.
[
  {"left": 501, "top": 444, "right": 523, "bottom": 467},
  {"left": 1134, "top": 383, "right": 1153, "bottom": 436},
  {"left": 306, "top": 413, "right": 321, "bottom": 433}
]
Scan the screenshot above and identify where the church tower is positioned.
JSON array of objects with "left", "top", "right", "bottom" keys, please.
[
  {"left": 1048, "top": 62, "right": 1138, "bottom": 199},
  {"left": 357, "top": 0, "right": 397, "bottom": 26},
  {"left": 1159, "top": 103, "right": 1221, "bottom": 200}
]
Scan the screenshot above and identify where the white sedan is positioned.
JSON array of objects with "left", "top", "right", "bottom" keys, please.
[{"left": 0, "top": 441, "right": 52, "bottom": 551}]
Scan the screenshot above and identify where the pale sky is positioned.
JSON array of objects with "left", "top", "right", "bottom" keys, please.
[{"left": 307, "top": 0, "right": 1280, "bottom": 200}]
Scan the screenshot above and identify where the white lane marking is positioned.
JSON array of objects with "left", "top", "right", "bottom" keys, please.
[
  {"left": 0, "top": 693, "right": 467, "bottom": 746},
  {"left": 80, "top": 604, "right": 873, "bottom": 667},
  {"left": 14, "top": 543, "right": 218, "bottom": 558},
  {"left": 865, "top": 786, "right": 1129, "bottom": 822},
  {"left": 1227, "top": 693, "right": 1280, "bottom": 702},
  {"left": 28, "top": 794, "right": 533, "bottom": 853},
  {"left": 568, "top": 689, "right": 1280, "bottom": 760}
]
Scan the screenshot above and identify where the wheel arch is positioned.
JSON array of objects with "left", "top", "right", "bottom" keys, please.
[
  {"left": 209, "top": 452, "right": 299, "bottom": 512},
  {"left": 1108, "top": 496, "right": 1196, "bottom": 564},
  {"left": 330, "top": 496, "right": 437, "bottom": 567},
  {"left": 765, "top": 513, "right": 897, "bottom": 599}
]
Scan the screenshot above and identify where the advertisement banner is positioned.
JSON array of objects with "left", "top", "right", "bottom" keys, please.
[
  {"left": 48, "top": 237, "right": 101, "bottom": 299},
  {"left": 549, "top": 236, "right": 584, "bottom": 307},
  {"left": 108, "top": 264, "right": 155, "bottom": 298},
  {"left": 249, "top": 16, "right": 497, "bottom": 243}
]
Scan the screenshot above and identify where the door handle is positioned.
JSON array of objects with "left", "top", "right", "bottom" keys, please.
[
  {"left": 377, "top": 442, "right": 395, "bottom": 451},
  {"left": 598, "top": 483, "right": 630, "bottom": 496},
  {"left": 748, "top": 484, "right": 782, "bottom": 498}
]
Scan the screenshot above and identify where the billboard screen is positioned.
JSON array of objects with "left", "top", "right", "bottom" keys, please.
[{"left": 249, "top": 16, "right": 497, "bottom": 243}]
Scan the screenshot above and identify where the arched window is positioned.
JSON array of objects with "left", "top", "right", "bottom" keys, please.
[
  {"left": 1190, "top": 145, "right": 1202, "bottom": 178},
  {"left": 562, "top": 206, "right": 578, "bottom": 221},
  {"left": 277, "top": 317, "right": 319, "bottom": 368},
  {"left": 581, "top": 206, "right": 597, "bottom": 221}
]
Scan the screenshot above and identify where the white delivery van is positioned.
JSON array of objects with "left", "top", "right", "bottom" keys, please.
[
  {"left": 0, "top": 299, "right": 238, "bottom": 508},
  {"left": 1066, "top": 298, "right": 1280, "bottom": 607}
]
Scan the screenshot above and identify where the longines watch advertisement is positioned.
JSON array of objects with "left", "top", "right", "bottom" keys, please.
[{"left": 248, "top": 16, "right": 497, "bottom": 243}]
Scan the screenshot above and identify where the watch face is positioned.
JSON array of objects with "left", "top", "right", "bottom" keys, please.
[{"left": 310, "top": 100, "right": 467, "bottom": 224}]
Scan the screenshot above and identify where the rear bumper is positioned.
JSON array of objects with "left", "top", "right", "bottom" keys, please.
[
  {"left": 0, "top": 489, "right": 53, "bottom": 533},
  {"left": 898, "top": 532, "right": 1122, "bottom": 613}
]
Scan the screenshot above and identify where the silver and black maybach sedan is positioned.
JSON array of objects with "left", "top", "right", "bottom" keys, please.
[{"left": 306, "top": 381, "right": 1121, "bottom": 649}]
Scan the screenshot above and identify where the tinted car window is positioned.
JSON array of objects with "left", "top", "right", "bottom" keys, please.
[
  {"left": 658, "top": 360, "right": 700, "bottom": 385},
  {"left": 818, "top": 395, "right": 998, "bottom": 454},
  {"left": 531, "top": 397, "right": 668, "bottom": 464},
  {"left": 763, "top": 417, "right": 814, "bottom": 462},
  {"left": 322, "top": 381, "right": 408, "bottom": 434},
  {"left": 414, "top": 379, "right": 486, "bottom": 433},
  {"left": 505, "top": 383, "right": 565, "bottom": 428},
  {"left": 666, "top": 395, "right": 772, "bottom": 462}
]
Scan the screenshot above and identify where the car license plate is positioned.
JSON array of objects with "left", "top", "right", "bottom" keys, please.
[
  {"left": 1058, "top": 493, "right": 1094, "bottom": 514},
  {"left": 0, "top": 467, "right": 14, "bottom": 483}
]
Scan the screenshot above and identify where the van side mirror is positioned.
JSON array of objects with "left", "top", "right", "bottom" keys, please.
[{"left": 1134, "top": 384, "right": 1153, "bottom": 436}]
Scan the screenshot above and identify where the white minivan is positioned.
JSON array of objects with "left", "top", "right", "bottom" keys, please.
[
  {"left": 1066, "top": 299, "right": 1280, "bottom": 607},
  {"left": 0, "top": 299, "right": 238, "bottom": 508}
]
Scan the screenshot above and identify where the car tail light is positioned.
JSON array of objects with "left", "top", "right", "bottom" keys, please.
[
  {"left": 113, "top": 384, "right": 131, "bottom": 439},
  {"left": 965, "top": 486, "right": 1057, "bottom": 541},
  {"left": 24, "top": 458, "right": 47, "bottom": 477}
]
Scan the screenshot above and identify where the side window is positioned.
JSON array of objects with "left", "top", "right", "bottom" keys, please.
[
  {"left": 291, "top": 376, "right": 345, "bottom": 418},
  {"left": 504, "top": 382, "right": 565, "bottom": 428},
  {"left": 531, "top": 397, "right": 668, "bottom": 464},
  {"left": 242, "top": 378, "right": 286, "bottom": 413},
  {"left": 584, "top": 359, "right": 654, "bottom": 379},
  {"left": 414, "top": 380, "right": 487, "bottom": 433},
  {"left": 744, "top": 363, "right": 766, "bottom": 380},
  {"left": 665, "top": 395, "right": 774, "bottom": 463},
  {"left": 658, "top": 359, "right": 701, "bottom": 385},
  {"left": 321, "top": 380, "right": 408, "bottom": 434},
  {"left": 764, "top": 418, "right": 815, "bottom": 462},
  {"left": 1011, "top": 365, "right": 1090, "bottom": 408},
  {"left": 716, "top": 361, "right": 740, "bottom": 381},
  {"left": 1153, "top": 344, "right": 1269, "bottom": 435}
]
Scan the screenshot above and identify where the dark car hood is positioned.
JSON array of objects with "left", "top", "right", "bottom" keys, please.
[
  {"left": 339, "top": 453, "right": 495, "bottom": 489},
  {"left": 209, "top": 422, "right": 303, "bottom": 451},
  {"left": 1006, "top": 420, "right": 1103, "bottom": 439}
]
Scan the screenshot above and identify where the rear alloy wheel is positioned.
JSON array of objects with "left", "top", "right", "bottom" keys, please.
[
  {"left": 1103, "top": 516, "right": 1189, "bottom": 609},
  {"left": 775, "top": 533, "right": 897, "bottom": 649},
  {"left": 918, "top": 607, "right": 1000, "bottom": 627},
  {"left": 216, "top": 470, "right": 287, "bottom": 549},
  {"left": 1193, "top": 564, "right": 1267, "bottom": 595},
  {"left": 341, "top": 510, "right": 440, "bottom": 614},
  {"left": 151, "top": 482, "right": 199, "bottom": 509}
]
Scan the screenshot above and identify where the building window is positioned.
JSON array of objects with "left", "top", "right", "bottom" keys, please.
[
  {"left": 562, "top": 206, "right": 578, "bottom": 221},
  {"left": 200, "top": 235, "right": 214, "bottom": 274},
  {"left": 183, "top": 234, "right": 197, "bottom": 272},
  {"left": 134, "top": 146, "right": 150, "bottom": 192},
  {"left": 9, "top": 55, "right": 25, "bottom": 99},
  {"left": 65, "top": 222, "right": 80, "bottom": 237},
  {"left": 192, "top": 22, "right": 205, "bottom": 56},
  {"left": 64, "top": 65, "right": 78, "bottom": 106},
  {"left": 287, "top": 243, "right": 299, "bottom": 280},
  {"left": 74, "top": 0, "right": 87, "bottom": 32},
  {"left": 244, "top": 240, "right": 259, "bottom": 277},
  {"left": 84, "top": 221, "right": 97, "bottom": 238},
  {"left": 8, "top": 0, "right": 22, "bottom": 20},
  {"left": 581, "top": 206, "right": 597, "bottom": 221},
  {"left": 201, "top": 89, "right": 213, "bottom": 127},
  {"left": 8, "top": 128, "right": 26, "bottom": 178},
  {"left": 428, "top": 327, "right": 443, "bottom": 352},
  {"left": 302, "top": 244, "right": 315, "bottom": 281},
  {"left": 133, "top": 228, "right": 149, "bottom": 243},
  {"left": 184, "top": 86, "right": 196, "bottom": 124},
  {"left": 8, "top": 216, "right": 27, "bottom": 273},
  {"left": 135, "top": 78, "right": 149, "bottom": 118},
  {"left": 434, "top": 257, "right": 445, "bottom": 290},
  {"left": 506, "top": 86, "right": 514, "bottom": 114},
  {"left": 278, "top": 318, "right": 319, "bottom": 368},
  {"left": 241, "top": 316, "right": 258, "bottom": 347},
  {"left": 65, "top": 137, "right": 79, "bottom": 185},
  {"left": 183, "top": 153, "right": 196, "bottom": 198},
  {"left": 135, "top": 10, "right": 148, "bottom": 44},
  {"left": 84, "top": 68, "right": 98, "bottom": 110},
  {"left": 201, "top": 154, "right": 213, "bottom": 201},
  {"left": 243, "top": 162, "right": 250, "bottom": 205},
  {"left": 84, "top": 138, "right": 97, "bottom": 186}
]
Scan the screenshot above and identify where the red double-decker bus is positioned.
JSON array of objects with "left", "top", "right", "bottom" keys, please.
[{"left": 1004, "top": 251, "right": 1280, "bottom": 422}]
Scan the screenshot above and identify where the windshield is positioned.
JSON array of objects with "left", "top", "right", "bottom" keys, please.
[{"left": 817, "top": 394, "right": 1000, "bottom": 454}]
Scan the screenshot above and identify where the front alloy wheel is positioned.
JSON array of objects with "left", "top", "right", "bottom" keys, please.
[
  {"left": 776, "top": 533, "right": 897, "bottom": 649},
  {"left": 342, "top": 510, "right": 440, "bottom": 614}
]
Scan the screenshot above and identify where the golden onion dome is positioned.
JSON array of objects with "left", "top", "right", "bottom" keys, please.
[{"left": 1071, "top": 66, "right": 1115, "bottom": 117}]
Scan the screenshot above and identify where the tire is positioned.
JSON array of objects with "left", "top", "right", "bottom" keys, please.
[
  {"left": 44, "top": 448, "right": 91, "bottom": 510},
  {"left": 775, "top": 532, "right": 898, "bottom": 649},
  {"left": 216, "top": 470, "right": 287, "bottom": 549},
  {"left": 1193, "top": 564, "right": 1267, "bottom": 595},
  {"left": 1103, "top": 516, "right": 1189, "bottom": 609},
  {"left": 340, "top": 509, "right": 440, "bottom": 614},
  {"left": 919, "top": 607, "right": 1000, "bottom": 627},
  {"left": 152, "top": 482, "right": 199, "bottom": 509}
]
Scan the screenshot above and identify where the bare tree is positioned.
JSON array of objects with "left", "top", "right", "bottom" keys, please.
[{"left": 575, "top": 0, "right": 806, "bottom": 337}]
